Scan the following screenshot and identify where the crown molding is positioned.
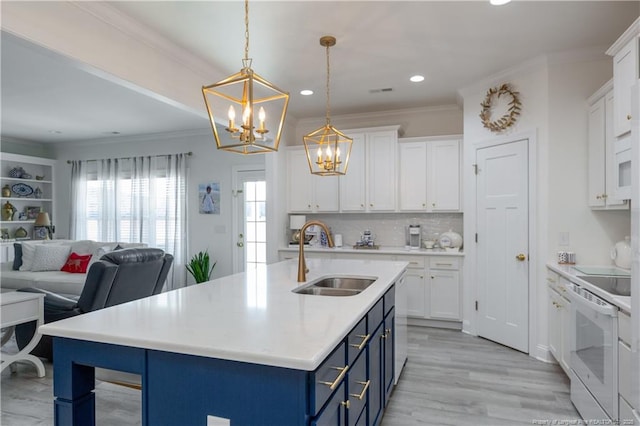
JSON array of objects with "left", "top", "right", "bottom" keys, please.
[
  {"left": 52, "top": 128, "right": 212, "bottom": 149},
  {"left": 606, "top": 16, "right": 640, "bottom": 57},
  {"left": 296, "top": 104, "right": 461, "bottom": 126},
  {"left": 71, "top": 2, "right": 224, "bottom": 81}
]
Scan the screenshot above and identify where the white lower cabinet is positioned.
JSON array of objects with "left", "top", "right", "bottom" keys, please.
[
  {"left": 278, "top": 249, "right": 463, "bottom": 326},
  {"left": 546, "top": 270, "right": 571, "bottom": 376},
  {"left": 428, "top": 258, "right": 461, "bottom": 320},
  {"left": 402, "top": 255, "right": 462, "bottom": 323}
]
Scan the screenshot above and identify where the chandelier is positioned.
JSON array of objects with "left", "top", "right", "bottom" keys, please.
[
  {"left": 303, "top": 36, "right": 352, "bottom": 176},
  {"left": 202, "top": 0, "right": 289, "bottom": 154}
]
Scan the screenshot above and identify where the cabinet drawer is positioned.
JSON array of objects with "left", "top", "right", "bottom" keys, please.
[
  {"left": 368, "top": 298, "right": 384, "bottom": 332},
  {"left": 398, "top": 255, "right": 425, "bottom": 269},
  {"left": 347, "top": 352, "right": 368, "bottom": 426},
  {"left": 619, "top": 309, "right": 631, "bottom": 345},
  {"left": 429, "top": 257, "right": 460, "bottom": 270},
  {"left": 384, "top": 285, "right": 395, "bottom": 315},
  {"left": 619, "top": 340, "right": 632, "bottom": 403},
  {"left": 312, "top": 341, "right": 347, "bottom": 416},
  {"left": 347, "top": 316, "right": 368, "bottom": 365}
]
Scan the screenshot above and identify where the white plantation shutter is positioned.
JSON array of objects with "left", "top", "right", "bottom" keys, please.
[{"left": 70, "top": 154, "right": 188, "bottom": 289}]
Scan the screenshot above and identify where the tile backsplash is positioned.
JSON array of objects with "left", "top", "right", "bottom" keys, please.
[{"left": 297, "top": 213, "right": 463, "bottom": 247}]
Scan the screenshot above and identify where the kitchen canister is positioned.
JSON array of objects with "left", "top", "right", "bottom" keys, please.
[
  {"left": 334, "top": 234, "right": 343, "bottom": 247},
  {"left": 611, "top": 236, "right": 631, "bottom": 269},
  {"left": 557, "top": 251, "right": 568, "bottom": 264}
]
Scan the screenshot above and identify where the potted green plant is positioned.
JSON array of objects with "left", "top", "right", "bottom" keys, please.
[{"left": 186, "top": 250, "right": 216, "bottom": 283}]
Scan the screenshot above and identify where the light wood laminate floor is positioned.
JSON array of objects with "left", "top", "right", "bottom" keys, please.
[{"left": 2, "top": 326, "right": 579, "bottom": 425}]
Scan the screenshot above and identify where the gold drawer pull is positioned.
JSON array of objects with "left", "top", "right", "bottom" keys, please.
[
  {"left": 350, "top": 334, "right": 370, "bottom": 350},
  {"left": 350, "top": 380, "right": 371, "bottom": 400},
  {"left": 546, "top": 277, "right": 556, "bottom": 283},
  {"left": 341, "top": 400, "right": 350, "bottom": 409},
  {"left": 435, "top": 262, "right": 453, "bottom": 266},
  {"left": 319, "top": 365, "right": 349, "bottom": 390}
]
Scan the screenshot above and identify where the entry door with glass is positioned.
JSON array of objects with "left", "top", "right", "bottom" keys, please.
[{"left": 233, "top": 169, "right": 266, "bottom": 273}]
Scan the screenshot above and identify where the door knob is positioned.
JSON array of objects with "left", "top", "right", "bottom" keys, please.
[
  {"left": 237, "top": 242, "right": 244, "bottom": 247},
  {"left": 516, "top": 253, "right": 527, "bottom": 261}
]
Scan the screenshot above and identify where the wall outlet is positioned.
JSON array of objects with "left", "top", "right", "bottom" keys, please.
[{"left": 559, "top": 232, "right": 570, "bottom": 246}]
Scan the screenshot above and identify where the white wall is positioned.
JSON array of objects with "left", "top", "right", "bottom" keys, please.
[
  {"left": 53, "top": 130, "right": 264, "bottom": 280},
  {"left": 460, "top": 53, "right": 630, "bottom": 361}
]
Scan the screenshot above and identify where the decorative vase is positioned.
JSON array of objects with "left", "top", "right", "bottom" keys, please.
[
  {"left": 2, "top": 185, "right": 11, "bottom": 198},
  {"left": 34, "top": 187, "right": 42, "bottom": 199},
  {"left": 2, "top": 201, "right": 16, "bottom": 221}
]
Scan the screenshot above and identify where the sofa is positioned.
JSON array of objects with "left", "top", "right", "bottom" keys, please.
[{"left": 0, "top": 240, "right": 147, "bottom": 297}]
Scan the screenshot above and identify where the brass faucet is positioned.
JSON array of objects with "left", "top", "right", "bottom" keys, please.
[{"left": 297, "top": 220, "right": 334, "bottom": 282}]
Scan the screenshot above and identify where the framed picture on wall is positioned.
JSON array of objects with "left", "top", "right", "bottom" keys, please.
[
  {"left": 25, "top": 206, "right": 40, "bottom": 220},
  {"left": 199, "top": 182, "right": 220, "bottom": 214}
]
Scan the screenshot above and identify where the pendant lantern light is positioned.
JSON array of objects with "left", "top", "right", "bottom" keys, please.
[
  {"left": 202, "top": 0, "right": 289, "bottom": 154},
  {"left": 303, "top": 36, "right": 352, "bottom": 176}
]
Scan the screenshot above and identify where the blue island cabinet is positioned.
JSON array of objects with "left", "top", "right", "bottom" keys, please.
[{"left": 52, "top": 284, "right": 396, "bottom": 426}]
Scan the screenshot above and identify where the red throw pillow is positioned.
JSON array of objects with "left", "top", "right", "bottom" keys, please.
[{"left": 61, "top": 252, "right": 92, "bottom": 273}]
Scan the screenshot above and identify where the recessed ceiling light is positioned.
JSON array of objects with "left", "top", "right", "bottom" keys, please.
[
  {"left": 490, "top": 0, "right": 511, "bottom": 5},
  {"left": 300, "top": 89, "right": 313, "bottom": 96},
  {"left": 410, "top": 75, "right": 425, "bottom": 83},
  {"left": 48, "top": 130, "right": 62, "bottom": 134}
]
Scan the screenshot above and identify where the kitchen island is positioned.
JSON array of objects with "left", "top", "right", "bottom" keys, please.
[{"left": 40, "top": 258, "right": 408, "bottom": 426}]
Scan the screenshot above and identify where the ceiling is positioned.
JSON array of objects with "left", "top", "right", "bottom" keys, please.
[{"left": 1, "top": 1, "right": 638, "bottom": 144}]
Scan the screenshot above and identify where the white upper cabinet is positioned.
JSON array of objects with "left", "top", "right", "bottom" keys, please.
[
  {"left": 287, "top": 148, "right": 339, "bottom": 213},
  {"left": 338, "top": 133, "right": 366, "bottom": 211},
  {"left": 607, "top": 18, "right": 639, "bottom": 137},
  {"left": 398, "top": 136, "right": 461, "bottom": 212},
  {"left": 340, "top": 126, "right": 399, "bottom": 212},
  {"left": 587, "top": 83, "right": 626, "bottom": 208},
  {"left": 398, "top": 143, "right": 427, "bottom": 210}
]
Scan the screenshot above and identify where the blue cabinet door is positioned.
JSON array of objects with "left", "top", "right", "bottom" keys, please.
[
  {"left": 383, "top": 308, "right": 395, "bottom": 405},
  {"left": 313, "top": 381, "right": 347, "bottom": 426},
  {"left": 368, "top": 322, "right": 384, "bottom": 426}
]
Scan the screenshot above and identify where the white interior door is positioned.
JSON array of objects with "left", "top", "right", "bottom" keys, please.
[
  {"left": 476, "top": 139, "right": 529, "bottom": 353},
  {"left": 232, "top": 168, "right": 266, "bottom": 274}
]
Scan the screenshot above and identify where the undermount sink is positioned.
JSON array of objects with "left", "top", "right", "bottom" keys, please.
[
  {"left": 292, "top": 276, "right": 377, "bottom": 297},
  {"left": 576, "top": 275, "right": 631, "bottom": 297}
]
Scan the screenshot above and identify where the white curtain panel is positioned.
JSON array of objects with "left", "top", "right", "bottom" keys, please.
[{"left": 69, "top": 154, "right": 188, "bottom": 289}]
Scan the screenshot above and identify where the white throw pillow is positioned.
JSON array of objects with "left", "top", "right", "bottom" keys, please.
[
  {"left": 87, "top": 245, "right": 112, "bottom": 268},
  {"left": 18, "top": 241, "right": 41, "bottom": 271},
  {"left": 31, "top": 245, "right": 71, "bottom": 272},
  {"left": 69, "top": 240, "right": 98, "bottom": 255}
]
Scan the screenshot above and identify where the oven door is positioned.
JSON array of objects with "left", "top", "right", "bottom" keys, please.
[{"left": 568, "top": 287, "right": 618, "bottom": 419}]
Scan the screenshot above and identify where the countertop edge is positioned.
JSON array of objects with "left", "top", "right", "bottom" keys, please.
[
  {"left": 40, "top": 259, "right": 409, "bottom": 371},
  {"left": 279, "top": 246, "right": 464, "bottom": 256},
  {"left": 546, "top": 262, "right": 631, "bottom": 312}
]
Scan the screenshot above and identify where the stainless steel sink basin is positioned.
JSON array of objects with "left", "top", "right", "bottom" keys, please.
[
  {"left": 576, "top": 275, "right": 631, "bottom": 297},
  {"left": 313, "top": 277, "right": 376, "bottom": 291},
  {"left": 292, "top": 276, "right": 377, "bottom": 296},
  {"left": 293, "top": 287, "right": 363, "bottom": 296}
]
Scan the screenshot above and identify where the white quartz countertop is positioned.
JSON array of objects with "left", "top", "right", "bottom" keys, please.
[
  {"left": 280, "top": 245, "right": 464, "bottom": 256},
  {"left": 40, "top": 258, "right": 408, "bottom": 371},
  {"left": 547, "top": 263, "right": 631, "bottom": 312}
]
